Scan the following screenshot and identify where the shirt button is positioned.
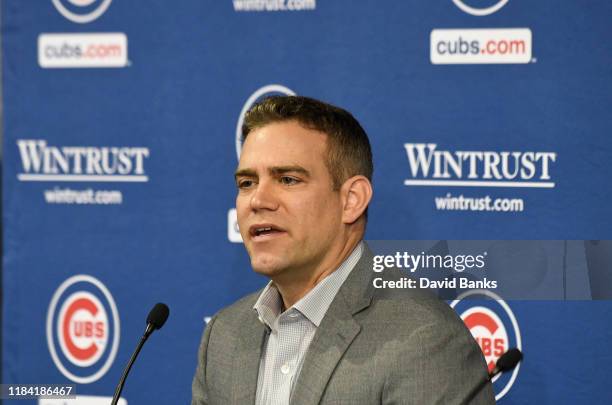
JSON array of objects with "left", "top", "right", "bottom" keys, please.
[
  {"left": 281, "top": 364, "right": 290, "bottom": 374},
  {"left": 288, "top": 312, "right": 299, "bottom": 318}
]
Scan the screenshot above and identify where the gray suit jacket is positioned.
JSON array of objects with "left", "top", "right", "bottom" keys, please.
[{"left": 192, "top": 247, "right": 495, "bottom": 404}]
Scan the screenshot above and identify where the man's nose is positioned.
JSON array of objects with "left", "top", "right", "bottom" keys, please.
[{"left": 250, "top": 179, "right": 279, "bottom": 211}]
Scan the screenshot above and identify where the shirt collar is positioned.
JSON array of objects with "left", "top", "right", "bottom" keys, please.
[{"left": 253, "top": 241, "right": 364, "bottom": 328}]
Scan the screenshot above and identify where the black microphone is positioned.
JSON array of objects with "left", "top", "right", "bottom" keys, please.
[
  {"left": 111, "top": 303, "right": 170, "bottom": 405},
  {"left": 490, "top": 348, "right": 522, "bottom": 376},
  {"left": 145, "top": 302, "right": 170, "bottom": 337},
  {"left": 460, "top": 348, "right": 523, "bottom": 404}
]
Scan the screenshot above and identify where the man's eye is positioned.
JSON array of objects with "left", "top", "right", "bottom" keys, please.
[
  {"left": 237, "top": 179, "right": 254, "bottom": 189},
  {"left": 280, "top": 176, "right": 299, "bottom": 185}
]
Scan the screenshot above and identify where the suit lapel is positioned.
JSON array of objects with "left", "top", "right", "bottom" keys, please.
[
  {"left": 290, "top": 301, "right": 361, "bottom": 404},
  {"left": 290, "top": 245, "right": 375, "bottom": 404},
  {"left": 231, "top": 308, "right": 267, "bottom": 404}
]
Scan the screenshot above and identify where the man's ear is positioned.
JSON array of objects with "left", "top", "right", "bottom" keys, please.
[{"left": 340, "top": 175, "right": 373, "bottom": 224}]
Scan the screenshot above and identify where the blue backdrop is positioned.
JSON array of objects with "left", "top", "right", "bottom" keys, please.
[{"left": 2, "top": 1, "right": 612, "bottom": 403}]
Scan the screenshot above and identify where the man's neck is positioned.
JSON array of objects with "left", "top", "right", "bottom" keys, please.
[{"left": 273, "top": 234, "right": 362, "bottom": 310}]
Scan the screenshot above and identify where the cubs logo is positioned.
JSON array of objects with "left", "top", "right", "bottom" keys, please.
[
  {"left": 451, "top": 290, "right": 521, "bottom": 401},
  {"left": 47, "top": 275, "right": 120, "bottom": 384}
]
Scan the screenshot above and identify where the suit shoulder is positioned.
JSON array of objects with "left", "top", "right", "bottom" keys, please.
[{"left": 366, "top": 289, "right": 467, "bottom": 333}]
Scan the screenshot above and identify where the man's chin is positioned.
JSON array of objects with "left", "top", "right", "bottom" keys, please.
[{"left": 250, "top": 254, "right": 287, "bottom": 277}]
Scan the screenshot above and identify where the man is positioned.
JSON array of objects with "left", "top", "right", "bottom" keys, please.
[{"left": 192, "top": 96, "right": 494, "bottom": 404}]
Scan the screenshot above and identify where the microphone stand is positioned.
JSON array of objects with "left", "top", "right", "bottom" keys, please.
[{"left": 110, "top": 323, "right": 155, "bottom": 405}]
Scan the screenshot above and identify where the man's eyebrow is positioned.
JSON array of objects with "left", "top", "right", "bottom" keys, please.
[
  {"left": 234, "top": 166, "right": 311, "bottom": 180},
  {"left": 269, "top": 166, "right": 310, "bottom": 177},
  {"left": 234, "top": 168, "right": 257, "bottom": 180}
]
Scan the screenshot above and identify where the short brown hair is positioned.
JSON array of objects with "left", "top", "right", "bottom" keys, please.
[{"left": 242, "top": 95, "right": 373, "bottom": 190}]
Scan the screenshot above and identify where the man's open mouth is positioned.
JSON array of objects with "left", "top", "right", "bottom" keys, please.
[{"left": 249, "top": 225, "right": 285, "bottom": 238}]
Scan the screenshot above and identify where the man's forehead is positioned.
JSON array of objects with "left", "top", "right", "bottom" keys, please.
[
  {"left": 244, "top": 121, "right": 328, "bottom": 148},
  {"left": 237, "top": 122, "right": 329, "bottom": 173},
  {"left": 240, "top": 131, "right": 326, "bottom": 158},
  {"left": 236, "top": 152, "right": 320, "bottom": 174}
]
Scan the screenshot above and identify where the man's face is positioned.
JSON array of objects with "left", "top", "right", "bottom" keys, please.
[{"left": 235, "top": 120, "right": 344, "bottom": 279}]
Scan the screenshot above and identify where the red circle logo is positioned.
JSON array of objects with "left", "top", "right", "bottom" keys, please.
[
  {"left": 57, "top": 292, "right": 109, "bottom": 367},
  {"left": 47, "top": 275, "right": 120, "bottom": 384},
  {"left": 461, "top": 306, "right": 509, "bottom": 379},
  {"left": 451, "top": 290, "right": 521, "bottom": 401}
]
